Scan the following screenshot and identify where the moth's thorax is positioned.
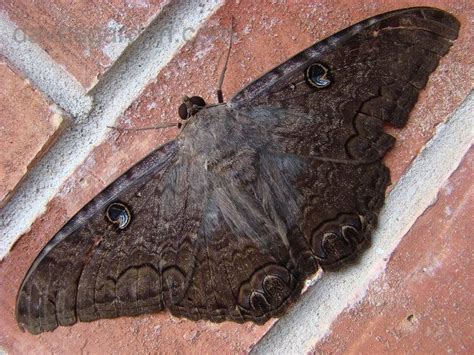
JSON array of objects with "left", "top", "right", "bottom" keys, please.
[{"left": 180, "top": 105, "right": 239, "bottom": 157}]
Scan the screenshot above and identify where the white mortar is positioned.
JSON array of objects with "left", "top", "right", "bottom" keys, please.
[{"left": 0, "top": 12, "right": 92, "bottom": 118}]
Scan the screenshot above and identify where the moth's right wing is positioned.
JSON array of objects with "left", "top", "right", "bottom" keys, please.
[{"left": 226, "top": 7, "right": 459, "bottom": 270}]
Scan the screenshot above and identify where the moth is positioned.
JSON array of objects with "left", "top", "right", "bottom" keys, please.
[{"left": 16, "top": 7, "right": 459, "bottom": 334}]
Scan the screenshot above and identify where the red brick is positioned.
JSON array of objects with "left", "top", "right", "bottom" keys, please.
[
  {"left": 313, "top": 148, "right": 474, "bottom": 354},
  {"left": 1, "top": 0, "right": 169, "bottom": 89},
  {"left": 0, "top": 60, "right": 66, "bottom": 207},
  {"left": 0, "top": 1, "right": 472, "bottom": 353}
]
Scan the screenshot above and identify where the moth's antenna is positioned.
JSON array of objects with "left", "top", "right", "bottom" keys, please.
[
  {"left": 216, "top": 17, "right": 235, "bottom": 104},
  {"left": 107, "top": 122, "right": 179, "bottom": 132}
]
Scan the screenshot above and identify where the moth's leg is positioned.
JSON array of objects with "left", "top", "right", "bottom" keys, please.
[{"left": 216, "top": 17, "right": 235, "bottom": 103}]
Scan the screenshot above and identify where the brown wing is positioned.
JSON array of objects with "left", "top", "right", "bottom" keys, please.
[
  {"left": 229, "top": 7, "right": 459, "bottom": 267},
  {"left": 16, "top": 141, "right": 179, "bottom": 333},
  {"left": 16, "top": 129, "right": 304, "bottom": 334},
  {"left": 231, "top": 7, "right": 459, "bottom": 131}
]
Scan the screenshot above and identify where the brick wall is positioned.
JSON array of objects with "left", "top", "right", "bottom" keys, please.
[{"left": 0, "top": 1, "right": 472, "bottom": 354}]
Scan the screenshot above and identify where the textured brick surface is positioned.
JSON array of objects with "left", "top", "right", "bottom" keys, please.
[
  {"left": 312, "top": 148, "right": 474, "bottom": 354},
  {"left": 0, "top": 1, "right": 472, "bottom": 354},
  {"left": 1, "top": 0, "right": 168, "bottom": 89},
  {"left": 0, "top": 61, "right": 65, "bottom": 207}
]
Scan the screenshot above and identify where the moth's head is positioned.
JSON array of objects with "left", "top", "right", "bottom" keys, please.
[{"left": 178, "top": 95, "right": 206, "bottom": 120}]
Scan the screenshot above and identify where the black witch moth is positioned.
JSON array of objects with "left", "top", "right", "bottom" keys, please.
[{"left": 16, "top": 7, "right": 459, "bottom": 334}]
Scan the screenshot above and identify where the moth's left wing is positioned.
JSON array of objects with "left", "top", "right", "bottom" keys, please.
[
  {"left": 16, "top": 141, "right": 181, "bottom": 334},
  {"left": 16, "top": 130, "right": 306, "bottom": 333}
]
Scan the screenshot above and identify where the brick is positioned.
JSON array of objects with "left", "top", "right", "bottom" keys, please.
[
  {"left": 0, "top": 60, "right": 65, "bottom": 207},
  {"left": 312, "top": 148, "right": 474, "bottom": 354},
  {"left": 0, "top": 1, "right": 472, "bottom": 353},
  {"left": 1, "top": 0, "right": 169, "bottom": 89}
]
